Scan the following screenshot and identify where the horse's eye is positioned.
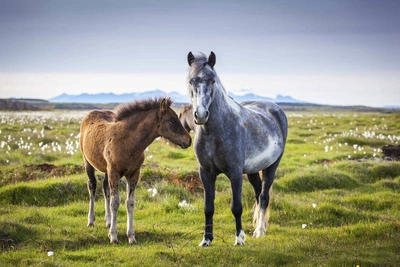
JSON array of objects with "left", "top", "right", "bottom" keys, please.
[
  {"left": 211, "top": 79, "right": 215, "bottom": 84},
  {"left": 170, "top": 118, "right": 176, "bottom": 124}
]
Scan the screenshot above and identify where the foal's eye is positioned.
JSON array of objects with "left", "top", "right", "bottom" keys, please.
[{"left": 169, "top": 118, "right": 176, "bottom": 124}]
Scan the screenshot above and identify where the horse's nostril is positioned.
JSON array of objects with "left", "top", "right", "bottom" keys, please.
[
  {"left": 194, "top": 112, "right": 198, "bottom": 119},
  {"left": 205, "top": 111, "right": 209, "bottom": 118}
]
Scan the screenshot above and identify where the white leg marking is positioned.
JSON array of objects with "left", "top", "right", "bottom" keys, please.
[
  {"left": 253, "top": 209, "right": 266, "bottom": 238},
  {"left": 104, "top": 194, "right": 111, "bottom": 229},
  {"left": 126, "top": 196, "right": 136, "bottom": 245},
  {"left": 234, "top": 230, "right": 246, "bottom": 246},
  {"left": 87, "top": 194, "right": 95, "bottom": 227},
  {"left": 198, "top": 238, "right": 212, "bottom": 247},
  {"left": 108, "top": 193, "right": 120, "bottom": 244}
]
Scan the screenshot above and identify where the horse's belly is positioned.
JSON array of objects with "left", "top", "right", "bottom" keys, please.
[{"left": 243, "top": 142, "right": 282, "bottom": 174}]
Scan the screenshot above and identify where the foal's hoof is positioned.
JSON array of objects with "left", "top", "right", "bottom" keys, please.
[
  {"left": 198, "top": 239, "right": 212, "bottom": 247},
  {"left": 109, "top": 233, "right": 118, "bottom": 244},
  {"left": 128, "top": 235, "right": 137, "bottom": 245}
]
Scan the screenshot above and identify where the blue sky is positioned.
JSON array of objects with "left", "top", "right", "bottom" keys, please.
[{"left": 1, "top": 0, "right": 399, "bottom": 106}]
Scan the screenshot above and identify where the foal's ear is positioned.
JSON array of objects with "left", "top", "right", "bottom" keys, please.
[
  {"left": 208, "top": 51, "right": 216, "bottom": 68},
  {"left": 187, "top": 52, "right": 195, "bottom": 66},
  {"left": 160, "top": 98, "right": 167, "bottom": 114}
]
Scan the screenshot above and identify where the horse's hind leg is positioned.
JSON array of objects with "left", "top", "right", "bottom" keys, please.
[
  {"left": 253, "top": 156, "right": 282, "bottom": 238},
  {"left": 102, "top": 173, "right": 111, "bottom": 229},
  {"left": 85, "top": 159, "right": 96, "bottom": 227},
  {"left": 247, "top": 172, "right": 262, "bottom": 229}
]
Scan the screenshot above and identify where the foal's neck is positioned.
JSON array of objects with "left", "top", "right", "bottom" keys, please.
[{"left": 125, "top": 109, "right": 160, "bottom": 148}]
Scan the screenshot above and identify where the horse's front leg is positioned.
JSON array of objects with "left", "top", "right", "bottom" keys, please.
[
  {"left": 199, "top": 167, "right": 216, "bottom": 247},
  {"left": 229, "top": 170, "right": 245, "bottom": 246},
  {"left": 126, "top": 169, "right": 140, "bottom": 245},
  {"left": 108, "top": 170, "right": 120, "bottom": 244}
]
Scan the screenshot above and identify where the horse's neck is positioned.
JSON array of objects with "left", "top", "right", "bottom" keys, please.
[{"left": 209, "top": 85, "right": 241, "bottom": 126}]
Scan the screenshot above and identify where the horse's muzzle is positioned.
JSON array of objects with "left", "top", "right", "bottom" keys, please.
[{"left": 194, "top": 110, "right": 209, "bottom": 125}]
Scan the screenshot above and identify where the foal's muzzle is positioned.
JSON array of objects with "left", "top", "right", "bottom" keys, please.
[{"left": 180, "top": 136, "right": 192, "bottom": 149}]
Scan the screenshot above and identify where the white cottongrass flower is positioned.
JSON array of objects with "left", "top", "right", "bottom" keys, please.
[
  {"left": 312, "top": 203, "right": 317, "bottom": 208},
  {"left": 178, "top": 200, "right": 189, "bottom": 207},
  {"left": 302, "top": 224, "right": 307, "bottom": 229},
  {"left": 147, "top": 188, "right": 157, "bottom": 197}
]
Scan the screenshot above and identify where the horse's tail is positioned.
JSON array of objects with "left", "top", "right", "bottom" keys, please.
[{"left": 252, "top": 186, "right": 273, "bottom": 228}]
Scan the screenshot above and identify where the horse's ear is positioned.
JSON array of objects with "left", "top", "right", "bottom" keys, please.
[
  {"left": 160, "top": 98, "right": 167, "bottom": 114},
  {"left": 187, "top": 52, "right": 195, "bottom": 66},
  {"left": 208, "top": 51, "right": 216, "bottom": 68}
]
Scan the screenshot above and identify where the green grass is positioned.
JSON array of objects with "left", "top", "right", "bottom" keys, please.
[{"left": 0, "top": 109, "right": 399, "bottom": 266}]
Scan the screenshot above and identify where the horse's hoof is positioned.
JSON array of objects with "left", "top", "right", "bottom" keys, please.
[
  {"left": 198, "top": 239, "right": 211, "bottom": 247},
  {"left": 87, "top": 222, "right": 94, "bottom": 227},
  {"left": 234, "top": 230, "right": 246, "bottom": 246},
  {"left": 252, "top": 227, "right": 266, "bottom": 238}
]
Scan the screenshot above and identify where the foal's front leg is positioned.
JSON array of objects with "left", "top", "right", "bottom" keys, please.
[
  {"left": 108, "top": 171, "right": 120, "bottom": 244},
  {"left": 102, "top": 173, "right": 111, "bottom": 229},
  {"left": 199, "top": 167, "right": 216, "bottom": 247},
  {"left": 126, "top": 169, "right": 139, "bottom": 245},
  {"left": 85, "top": 160, "right": 96, "bottom": 227}
]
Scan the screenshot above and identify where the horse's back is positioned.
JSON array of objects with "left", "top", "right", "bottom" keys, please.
[
  {"left": 241, "top": 100, "right": 288, "bottom": 139},
  {"left": 239, "top": 101, "right": 288, "bottom": 173}
]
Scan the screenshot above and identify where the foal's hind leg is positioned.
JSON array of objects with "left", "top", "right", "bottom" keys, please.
[
  {"left": 253, "top": 156, "right": 282, "bottom": 238},
  {"left": 85, "top": 159, "right": 96, "bottom": 227}
]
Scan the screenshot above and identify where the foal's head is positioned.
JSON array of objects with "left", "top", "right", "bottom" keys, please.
[
  {"left": 187, "top": 51, "right": 217, "bottom": 125},
  {"left": 158, "top": 98, "right": 191, "bottom": 149}
]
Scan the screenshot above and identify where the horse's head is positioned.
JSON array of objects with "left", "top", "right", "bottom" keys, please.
[
  {"left": 187, "top": 51, "right": 217, "bottom": 125},
  {"left": 158, "top": 98, "right": 191, "bottom": 149}
]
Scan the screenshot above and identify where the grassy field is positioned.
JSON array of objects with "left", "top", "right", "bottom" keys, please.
[{"left": 0, "top": 108, "right": 399, "bottom": 266}]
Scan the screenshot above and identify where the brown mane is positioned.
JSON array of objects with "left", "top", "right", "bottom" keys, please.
[{"left": 114, "top": 97, "right": 172, "bottom": 121}]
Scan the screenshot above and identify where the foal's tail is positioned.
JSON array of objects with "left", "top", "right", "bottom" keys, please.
[{"left": 253, "top": 186, "right": 273, "bottom": 228}]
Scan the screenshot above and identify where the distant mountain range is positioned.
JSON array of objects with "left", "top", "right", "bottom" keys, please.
[{"left": 48, "top": 90, "right": 306, "bottom": 104}]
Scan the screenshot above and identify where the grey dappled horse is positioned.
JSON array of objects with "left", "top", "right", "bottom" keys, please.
[{"left": 187, "top": 52, "right": 288, "bottom": 246}]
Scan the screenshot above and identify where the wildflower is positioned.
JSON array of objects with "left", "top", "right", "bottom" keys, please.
[
  {"left": 178, "top": 200, "right": 189, "bottom": 207},
  {"left": 302, "top": 224, "right": 307, "bottom": 229},
  {"left": 312, "top": 203, "right": 317, "bottom": 208},
  {"left": 147, "top": 188, "right": 157, "bottom": 197}
]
